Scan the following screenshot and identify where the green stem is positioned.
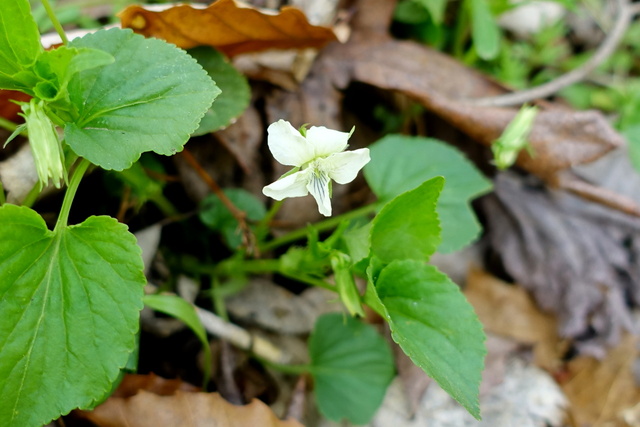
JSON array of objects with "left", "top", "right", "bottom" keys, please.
[
  {"left": 211, "top": 276, "right": 229, "bottom": 322},
  {"left": 150, "top": 194, "right": 179, "bottom": 217},
  {"left": 214, "top": 258, "right": 335, "bottom": 291},
  {"left": 216, "top": 258, "right": 281, "bottom": 275},
  {"left": 0, "top": 180, "right": 5, "bottom": 205},
  {"left": 261, "top": 199, "right": 283, "bottom": 226},
  {"left": 452, "top": 0, "right": 471, "bottom": 59},
  {"left": 0, "top": 117, "right": 19, "bottom": 133},
  {"left": 259, "top": 202, "right": 379, "bottom": 252},
  {"left": 54, "top": 158, "right": 90, "bottom": 231},
  {"left": 21, "top": 182, "right": 42, "bottom": 208},
  {"left": 279, "top": 270, "right": 334, "bottom": 291},
  {"left": 256, "top": 356, "right": 309, "bottom": 375},
  {"left": 41, "top": 0, "right": 69, "bottom": 45}
]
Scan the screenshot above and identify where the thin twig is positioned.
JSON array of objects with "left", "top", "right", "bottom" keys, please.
[
  {"left": 194, "top": 305, "right": 289, "bottom": 364},
  {"left": 558, "top": 172, "right": 640, "bottom": 217},
  {"left": 144, "top": 283, "right": 290, "bottom": 364},
  {"left": 179, "top": 148, "right": 258, "bottom": 255},
  {"left": 466, "top": 0, "right": 633, "bottom": 107}
]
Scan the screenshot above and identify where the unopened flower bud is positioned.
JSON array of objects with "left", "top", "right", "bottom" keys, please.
[{"left": 21, "top": 99, "right": 66, "bottom": 189}]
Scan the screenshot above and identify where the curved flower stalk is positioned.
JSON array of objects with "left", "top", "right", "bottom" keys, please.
[{"left": 263, "top": 120, "right": 370, "bottom": 216}]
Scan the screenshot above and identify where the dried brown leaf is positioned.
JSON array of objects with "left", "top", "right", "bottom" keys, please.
[
  {"left": 482, "top": 172, "right": 640, "bottom": 356},
  {"left": 119, "top": 0, "right": 338, "bottom": 57},
  {"left": 111, "top": 373, "right": 200, "bottom": 398},
  {"left": 81, "top": 390, "right": 303, "bottom": 427},
  {"left": 464, "top": 268, "right": 563, "bottom": 370},
  {"left": 562, "top": 334, "right": 640, "bottom": 427}
]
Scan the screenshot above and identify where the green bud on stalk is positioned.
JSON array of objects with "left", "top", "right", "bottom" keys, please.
[{"left": 21, "top": 98, "right": 66, "bottom": 189}]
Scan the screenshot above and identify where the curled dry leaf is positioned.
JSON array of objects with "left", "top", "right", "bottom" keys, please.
[
  {"left": 119, "top": 0, "right": 338, "bottom": 57},
  {"left": 110, "top": 373, "right": 200, "bottom": 398},
  {"left": 80, "top": 390, "right": 303, "bottom": 427},
  {"left": 482, "top": 172, "right": 640, "bottom": 356}
]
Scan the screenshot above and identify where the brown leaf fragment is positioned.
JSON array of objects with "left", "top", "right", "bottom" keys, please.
[
  {"left": 111, "top": 373, "right": 200, "bottom": 398},
  {"left": 562, "top": 334, "right": 640, "bottom": 427},
  {"left": 119, "top": 0, "right": 338, "bottom": 57},
  {"left": 81, "top": 390, "right": 303, "bottom": 427},
  {"left": 464, "top": 268, "right": 563, "bottom": 370}
]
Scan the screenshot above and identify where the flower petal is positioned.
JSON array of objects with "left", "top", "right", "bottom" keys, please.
[
  {"left": 263, "top": 169, "right": 310, "bottom": 200},
  {"left": 323, "top": 148, "right": 371, "bottom": 184},
  {"left": 267, "top": 120, "right": 315, "bottom": 166},
  {"left": 306, "top": 126, "right": 351, "bottom": 158},
  {"left": 306, "top": 169, "right": 332, "bottom": 216}
]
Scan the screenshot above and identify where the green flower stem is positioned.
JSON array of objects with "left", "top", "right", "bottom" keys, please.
[
  {"left": 261, "top": 199, "right": 283, "bottom": 226},
  {"left": 150, "top": 193, "right": 178, "bottom": 217},
  {"left": 41, "top": 0, "right": 69, "bottom": 45},
  {"left": 279, "top": 270, "right": 334, "bottom": 291},
  {"left": 0, "top": 180, "right": 5, "bottom": 205},
  {"left": 0, "top": 117, "right": 19, "bottom": 133},
  {"left": 255, "top": 356, "right": 309, "bottom": 375},
  {"left": 259, "top": 202, "right": 379, "bottom": 252},
  {"left": 213, "top": 258, "right": 335, "bottom": 291},
  {"left": 211, "top": 276, "right": 229, "bottom": 322},
  {"left": 453, "top": 0, "right": 471, "bottom": 59},
  {"left": 54, "top": 158, "right": 90, "bottom": 232},
  {"left": 21, "top": 182, "right": 42, "bottom": 208}
]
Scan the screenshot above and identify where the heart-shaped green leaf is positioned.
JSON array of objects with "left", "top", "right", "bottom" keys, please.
[
  {"left": 0, "top": 0, "right": 42, "bottom": 90},
  {"left": 0, "top": 204, "right": 145, "bottom": 427},
  {"left": 370, "top": 176, "right": 443, "bottom": 263},
  {"left": 376, "top": 260, "right": 486, "bottom": 419},
  {"left": 64, "top": 28, "right": 220, "bottom": 170},
  {"left": 188, "top": 47, "right": 251, "bottom": 135},
  {"left": 364, "top": 135, "right": 491, "bottom": 253},
  {"left": 308, "top": 313, "right": 395, "bottom": 424}
]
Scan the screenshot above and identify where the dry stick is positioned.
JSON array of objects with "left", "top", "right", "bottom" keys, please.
[
  {"left": 285, "top": 375, "right": 308, "bottom": 423},
  {"left": 179, "top": 148, "right": 258, "bottom": 254},
  {"left": 145, "top": 283, "right": 289, "bottom": 363},
  {"left": 557, "top": 172, "right": 640, "bottom": 217},
  {"left": 194, "top": 305, "right": 289, "bottom": 364},
  {"left": 466, "top": 0, "right": 633, "bottom": 107}
]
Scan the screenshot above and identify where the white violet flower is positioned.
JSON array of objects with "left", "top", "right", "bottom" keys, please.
[{"left": 263, "top": 120, "right": 370, "bottom": 216}]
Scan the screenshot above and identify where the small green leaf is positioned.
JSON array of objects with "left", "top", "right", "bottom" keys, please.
[
  {"left": 0, "top": 0, "right": 43, "bottom": 89},
  {"left": 143, "top": 294, "right": 212, "bottom": 386},
  {"left": 376, "top": 260, "right": 486, "bottom": 419},
  {"left": 370, "top": 177, "right": 443, "bottom": 263},
  {"left": 341, "top": 221, "right": 372, "bottom": 265},
  {"left": 64, "top": 28, "right": 220, "bottom": 170},
  {"left": 188, "top": 47, "right": 251, "bottom": 135},
  {"left": 470, "top": 0, "right": 501, "bottom": 60},
  {"left": 111, "top": 160, "right": 165, "bottom": 208},
  {"left": 33, "top": 46, "right": 114, "bottom": 101},
  {"left": 199, "top": 189, "right": 266, "bottom": 249},
  {"left": 364, "top": 135, "right": 492, "bottom": 253},
  {"left": 417, "top": 0, "right": 447, "bottom": 23},
  {"left": 0, "top": 204, "right": 145, "bottom": 427},
  {"left": 394, "top": 0, "right": 431, "bottom": 24},
  {"left": 309, "top": 313, "right": 395, "bottom": 424}
]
